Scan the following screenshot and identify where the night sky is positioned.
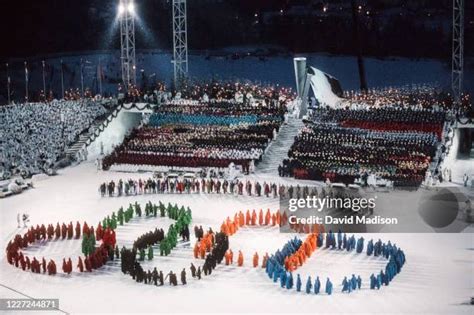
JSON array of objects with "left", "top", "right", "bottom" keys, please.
[{"left": 1, "top": 0, "right": 473, "bottom": 59}]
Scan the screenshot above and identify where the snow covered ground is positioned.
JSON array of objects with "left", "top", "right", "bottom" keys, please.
[{"left": 0, "top": 157, "right": 473, "bottom": 314}]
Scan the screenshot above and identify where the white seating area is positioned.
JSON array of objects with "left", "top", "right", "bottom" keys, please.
[{"left": 0, "top": 99, "right": 107, "bottom": 180}]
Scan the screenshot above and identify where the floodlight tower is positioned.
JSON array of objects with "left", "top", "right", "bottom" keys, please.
[
  {"left": 118, "top": 0, "right": 137, "bottom": 91},
  {"left": 172, "top": 0, "right": 188, "bottom": 90},
  {"left": 452, "top": 0, "right": 464, "bottom": 104}
]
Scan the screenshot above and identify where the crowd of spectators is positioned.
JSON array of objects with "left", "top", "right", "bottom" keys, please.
[
  {"left": 103, "top": 82, "right": 294, "bottom": 172},
  {"left": 0, "top": 100, "right": 107, "bottom": 179},
  {"left": 342, "top": 85, "right": 470, "bottom": 113},
  {"left": 281, "top": 87, "right": 451, "bottom": 187},
  {"left": 178, "top": 81, "right": 294, "bottom": 104}
]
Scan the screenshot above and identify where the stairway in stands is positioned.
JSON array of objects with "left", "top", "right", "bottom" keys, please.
[
  {"left": 255, "top": 117, "right": 304, "bottom": 176},
  {"left": 65, "top": 134, "right": 89, "bottom": 159},
  {"left": 65, "top": 121, "right": 102, "bottom": 160}
]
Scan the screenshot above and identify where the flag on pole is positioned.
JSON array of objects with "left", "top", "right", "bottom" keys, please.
[
  {"left": 24, "top": 61, "right": 29, "bottom": 101},
  {"left": 97, "top": 58, "right": 104, "bottom": 96},
  {"left": 24, "top": 62, "right": 28, "bottom": 83},
  {"left": 97, "top": 63, "right": 105, "bottom": 81}
]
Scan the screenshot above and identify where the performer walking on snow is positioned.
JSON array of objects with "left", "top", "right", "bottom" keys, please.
[{"left": 22, "top": 213, "right": 30, "bottom": 228}]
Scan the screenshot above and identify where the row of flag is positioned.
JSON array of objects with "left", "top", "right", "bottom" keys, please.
[{"left": 5, "top": 59, "right": 106, "bottom": 101}]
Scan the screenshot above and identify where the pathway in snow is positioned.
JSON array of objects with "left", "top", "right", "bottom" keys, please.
[{"left": 256, "top": 117, "right": 304, "bottom": 176}]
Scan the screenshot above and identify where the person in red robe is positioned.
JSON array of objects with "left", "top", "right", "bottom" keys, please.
[
  {"left": 62, "top": 258, "right": 68, "bottom": 274},
  {"left": 84, "top": 256, "right": 92, "bottom": 272},
  {"left": 31, "top": 257, "right": 40, "bottom": 273},
  {"left": 67, "top": 222, "right": 73, "bottom": 239},
  {"left": 47, "top": 224, "right": 54, "bottom": 240},
  {"left": 61, "top": 223, "right": 67, "bottom": 239},
  {"left": 82, "top": 222, "right": 90, "bottom": 236},
  {"left": 55, "top": 223, "right": 61, "bottom": 239},
  {"left": 40, "top": 224, "right": 46, "bottom": 240},
  {"left": 47, "top": 260, "right": 57, "bottom": 275},
  {"left": 25, "top": 256, "right": 31, "bottom": 270},
  {"left": 77, "top": 257, "right": 84, "bottom": 272},
  {"left": 96, "top": 224, "right": 103, "bottom": 241},
  {"left": 20, "top": 255, "right": 26, "bottom": 270},
  {"left": 102, "top": 228, "right": 116, "bottom": 248},
  {"left": 75, "top": 222, "right": 81, "bottom": 239},
  {"left": 90, "top": 254, "right": 97, "bottom": 269}
]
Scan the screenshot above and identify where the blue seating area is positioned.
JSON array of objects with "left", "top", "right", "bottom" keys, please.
[{"left": 148, "top": 113, "right": 260, "bottom": 126}]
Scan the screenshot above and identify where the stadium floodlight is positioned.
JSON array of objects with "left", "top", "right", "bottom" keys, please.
[
  {"left": 127, "top": 2, "right": 135, "bottom": 14},
  {"left": 118, "top": 0, "right": 136, "bottom": 90},
  {"left": 118, "top": 3, "right": 125, "bottom": 15}
]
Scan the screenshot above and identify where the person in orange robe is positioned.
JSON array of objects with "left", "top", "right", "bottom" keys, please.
[
  {"left": 253, "top": 252, "right": 259, "bottom": 267},
  {"left": 271, "top": 213, "right": 276, "bottom": 226},
  {"left": 239, "top": 212, "right": 245, "bottom": 226},
  {"left": 264, "top": 209, "right": 271, "bottom": 225},
  {"left": 234, "top": 213, "right": 240, "bottom": 228},
  {"left": 262, "top": 253, "right": 269, "bottom": 268},
  {"left": 281, "top": 212, "right": 288, "bottom": 225},
  {"left": 258, "top": 209, "right": 263, "bottom": 226},
  {"left": 225, "top": 250, "right": 231, "bottom": 265},
  {"left": 200, "top": 245, "right": 206, "bottom": 259},
  {"left": 251, "top": 210, "right": 257, "bottom": 225},
  {"left": 304, "top": 242, "right": 311, "bottom": 257},
  {"left": 304, "top": 224, "right": 310, "bottom": 234},
  {"left": 233, "top": 219, "right": 239, "bottom": 233},
  {"left": 237, "top": 251, "right": 244, "bottom": 266},
  {"left": 245, "top": 210, "right": 251, "bottom": 225},
  {"left": 291, "top": 256, "right": 298, "bottom": 271},
  {"left": 207, "top": 236, "right": 213, "bottom": 251},
  {"left": 297, "top": 252, "right": 304, "bottom": 266},
  {"left": 229, "top": 249, "right": 234, "bottom": 264},
  {"left": 286, "top": 257, "right": 292, "bottom": 271},
  {"left": 221, "top": 222, "right": 229, "bottom": 236}
]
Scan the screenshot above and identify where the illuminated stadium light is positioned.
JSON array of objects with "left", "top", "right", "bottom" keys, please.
[
  {"left": 118, "top": 0, "right": 137, "bottom": 89},
  {"left": 118, "top": 1, "right": 134, "bottom": 16},
  {"left": 118, "top": 3, "right": 125, "bottom": 15},
  {"left": 127, "top": 2, "right": 135, "bottom": 14}
]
